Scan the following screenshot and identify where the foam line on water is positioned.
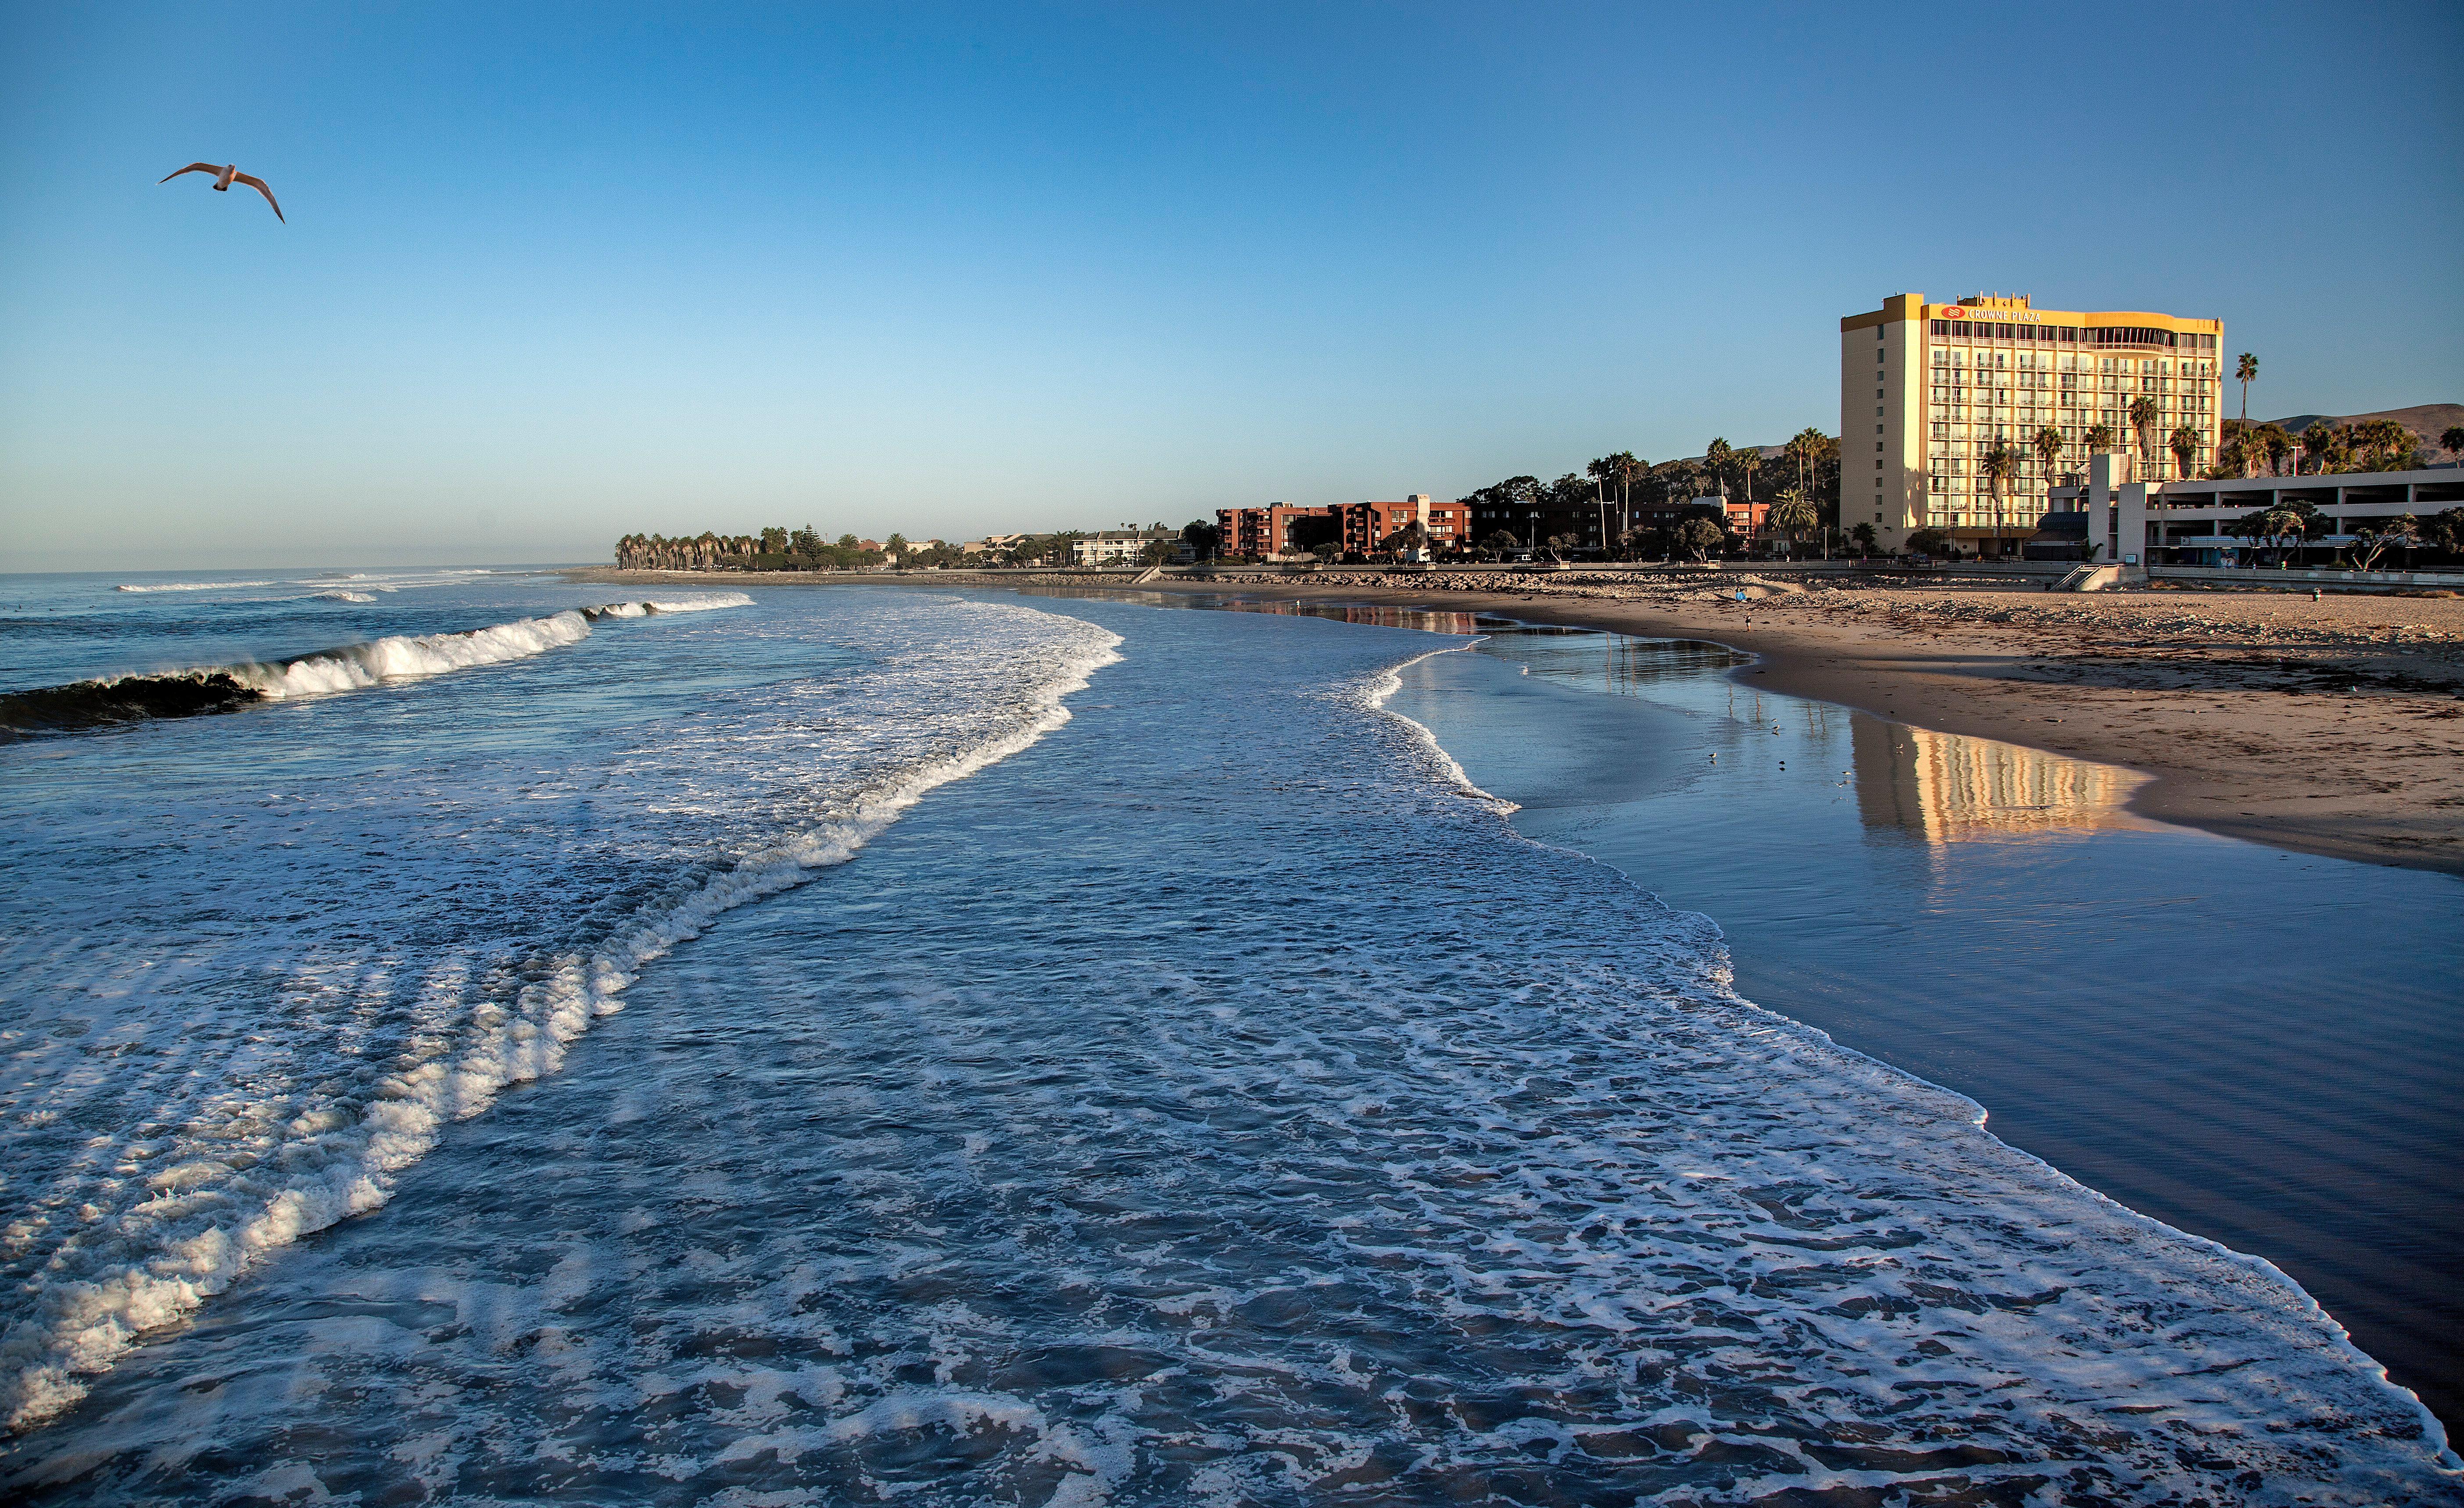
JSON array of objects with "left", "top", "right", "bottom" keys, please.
[
  {"left": 1370, "top": 628, "right": 2460, "bottom": 1474},
  {"left": 1358, "top": 641, "right": 1519, "bottom": 814},
  {"left": 0, "top": 599, "right": 749, "bottom": 737},
  {"left": 111, "top": 581, "right": 273, "bottom": 593},
  {"left": 0, "top": 606, "right": 1122, "bottom": 1433}
]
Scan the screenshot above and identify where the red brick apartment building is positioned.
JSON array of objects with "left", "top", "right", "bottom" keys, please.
[{"left": 1217, "top": 495, "right": 1470, "bottom": 557}]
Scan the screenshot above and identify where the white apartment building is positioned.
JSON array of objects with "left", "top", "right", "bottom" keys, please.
[
  {"left": 1070, "top": 528, "right": 1178, "bottom": 566},
  {"left": 1842, "top": 293, "right": 2224, "bottom": 554}
]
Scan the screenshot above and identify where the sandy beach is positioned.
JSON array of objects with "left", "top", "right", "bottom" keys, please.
[{"left": 572, "top": 566, "right": 2464, "bottom": 875}]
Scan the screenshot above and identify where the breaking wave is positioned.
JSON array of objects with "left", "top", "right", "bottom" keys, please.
[
  {"left": 581, "top": 591, "right": 754, "bottom": 618},
  {"left": 111, "top": 581, "right": 272, "bottom": 593},
  {"left": 0, "top": 600, "right": 748, "bottom": 739},
  {"left": 0, "top": 599, "right": 1120, "bottom": 1434}
]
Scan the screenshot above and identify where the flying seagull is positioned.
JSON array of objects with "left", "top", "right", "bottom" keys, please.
[{"left": 159, "top": 163, "right": 284, "bottom": 222}]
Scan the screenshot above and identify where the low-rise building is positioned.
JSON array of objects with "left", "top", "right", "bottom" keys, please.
[
  {"left": 2099, "top": 462, "right": 2464, "bottom": 566},
  {"left": 1071, "top": 528, "right": 1178, "bottom": 566},
  {"left": 1465, "top": 493, "right": 1608, "bottom": 552},
  {"left": 1217, "top": 496, "right": 1466, "bottom": 558}
]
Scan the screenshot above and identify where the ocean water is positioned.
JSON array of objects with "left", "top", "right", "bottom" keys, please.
[
  {"left": 1378, "top": 620, "right": 2464, "bottom": 1431},
  {"left": 0, "top": 576, "right": 2456, "bottom": 1504}
]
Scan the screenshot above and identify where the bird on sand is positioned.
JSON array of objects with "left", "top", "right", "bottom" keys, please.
[{"left": 159, "top": 163, "right": 284, "bottom": 222}]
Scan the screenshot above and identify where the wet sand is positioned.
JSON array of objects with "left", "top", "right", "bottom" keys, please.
[{"left": 570, "top": 567, "right": 2464, "bottom": 875}]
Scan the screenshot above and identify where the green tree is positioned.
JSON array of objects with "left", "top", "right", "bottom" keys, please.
[
  {"left": 2345, "top": 515, "right": 2416, "bottom": 572},
  {"left": 2235, "top": 351, "right": 2257, "bottom": 423},
  {"left": 2443, "top": 425, "right": 2464, "bottom": 461},
  {"left": 2127, "top": 396, "right": 2160, "bottom": 474},
  {"left": 2253, "top": 422, "right": 2294, "bottom": 476},
  {"left": 2351, "top": 418, "right": 2417, "bottom": 472},
  {"left": 1182, "top": 519, "right": 1222, "bottom": 560},
  {"left": 2220, "top": 428, "right": 2253, "bottom": 480},
  {"left": 1380, "top": 522, "right": 1430, "bottom": 558},
  {"left": 1767, "top": 487, "right": 1817, "bottom": 559},
  {"left": 2168, "top": 424, "right": 2202, "bottom": 482},
  {"left": 1704, "top": 438, "right": 1734, "bottom": 499},
  {"left": 1849, "top": 522, "right": 1877, "bottom": 555},
  {"left": 2229, "top": 503, "right": 2316, "bottom": 566},
  {"left": 2084, "top": 421, "right": 2116, "bottom": 453},
  {"left": 836, "top": 533, "right": 860, "bottom": 550},
  {"left": 1904, "top": 527, "right": 1950, "bottom": 557},
  {"left": 1675, "top": 516, "right": 1727, "bottom": 561},
  {"left": 1610, "top": 450, "right": 1646, "bottom": 545},
  {"left": 1981, "top": 443, "right": 2018, "bottom": 554},
  {"left": 2299, "top": 423, "right": 2344, "bottom": 475},
  {"left": 1737, "top": 446, "right": 1762, "bottom": 505},
  {"left": 2033, "top": 425, "right": 2064, "bottom": 490}
]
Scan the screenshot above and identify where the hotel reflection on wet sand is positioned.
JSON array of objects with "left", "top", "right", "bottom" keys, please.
[{"left": 1850, "top": 715, "right": 2151, "bottom": 845}]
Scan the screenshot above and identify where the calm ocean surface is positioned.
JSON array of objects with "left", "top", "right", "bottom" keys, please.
[{"left": 0, "top": 573, "right": 2456, "bottom": 1504}]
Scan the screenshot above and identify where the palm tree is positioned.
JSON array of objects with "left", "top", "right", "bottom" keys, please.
[
  {"left": 2444, "top": 425, "right": 2464, "bottom": 462},
  {"left": 2128, "top": 396, "right": 2160, "bottom": 475},
  {"left": 2257, "top": 421, "right": 2296, "bottom": 473},
  {"left": 1612, "top": 451, "right": 1646, "bottom": 546},
  {"left": 2217, "top": 426, "right": 2250, "bottom": 479},
  {"left": 2084, "top": 421, "right": 2115, "bottom": 453},
  {"left": 1737, "top": 446, "right": 1762, "bottom": 507},
  {"left": 1787, "top": 428, "right": 1831, "bottom": 554},
  {"left": 2235, "top": 352, "right": 2257, "bottom": 423},
  {"left": 1767, "top": 487, "right": 1817, "bottom": 560},
  {"left": 2300, "top": 423, "right": 2342, "bottom": 475},
  {"left": 1981, "top": 443, "right": 2017, "bottom": 557},
  {"left": 2169, "top": 424, "right": 2203, "bottom": 481},
  {"left": 1704, "top": 439, "right": 1733, "bottom": 499},
  {"left": 1586, "top": 456, "right": 1615, "bottom": 554},
  {"left": 2033, "top": 424, "right": 2064, "bottom": 494}
]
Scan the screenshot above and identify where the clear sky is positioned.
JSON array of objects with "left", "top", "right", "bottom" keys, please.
[{"left": 3, "top": 1, "right": 2458, "bottom": 570}]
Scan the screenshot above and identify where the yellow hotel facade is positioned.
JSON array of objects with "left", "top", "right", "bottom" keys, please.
[{"left": 1841, "top": 293, "right": 2223, "bottom": 555}]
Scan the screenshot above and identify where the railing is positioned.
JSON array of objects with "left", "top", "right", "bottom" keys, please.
[{"left": 2150, "top": 565, "right": 2464, "bottom": 588}]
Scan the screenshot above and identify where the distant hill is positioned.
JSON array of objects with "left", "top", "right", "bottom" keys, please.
[{"left": 2255, "top": 403, "right": 2463, "bottom": 458}]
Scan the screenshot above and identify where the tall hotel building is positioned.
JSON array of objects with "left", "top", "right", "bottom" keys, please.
[{"left": 1841, "top": 293, "right": 2223, "bottom": 554}]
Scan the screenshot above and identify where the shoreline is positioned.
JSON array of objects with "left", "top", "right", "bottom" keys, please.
[
  {"left": 1375, "top": 629, "right": 2464, "bottom": 1433},
  {"left": 569, "top": 566, "right": 2464, "bottom": 875}
]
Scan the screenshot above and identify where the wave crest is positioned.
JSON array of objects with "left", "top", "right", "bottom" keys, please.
[
  {"left": 0, "top": 607, "right": 1121, "bottom": 1434},
  {"left": 0, "top": 599, "right": 748, "bottom": 739},
  {"left": 112, "top": 581, "right": 273, "bottom": 593}
]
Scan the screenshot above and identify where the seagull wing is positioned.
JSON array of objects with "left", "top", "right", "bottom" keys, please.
[
  {"left": 159, "top": 163, "right": 221, "bottom": 184},
  {"left": 233, "top": 173, "right": 284, "bottom": 223}
]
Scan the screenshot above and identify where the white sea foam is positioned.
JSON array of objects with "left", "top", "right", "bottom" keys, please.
[
  {"left": 112, "top": 581, "right": 273, "bottom": 593},
  {"left": 0, "top": 599, "right": 1121, "bottom": 1434},
  {"left": 646, "top": 591, "right": 753, "bottom": 612},
  {"left": 1359, "top": 642, "right": 1519, "bottom": 814},
  {"left": 586, "top": 592, "right": 756, "bottom": 619},
  {"left": 2, "top": 597, "right": 2454, "bottom": 1501},
  {"left": 227, "top": 611, "right": 596, "bottom": 699},
  {"left": 62, "top": 597, "right": 754, "bottom": 710}
]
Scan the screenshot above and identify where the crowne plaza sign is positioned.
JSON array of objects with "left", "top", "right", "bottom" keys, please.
[{"left": 1936, "top": 305, "right": 2042, "bottom": 323}]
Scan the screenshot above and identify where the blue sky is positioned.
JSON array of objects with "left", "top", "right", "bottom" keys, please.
[{"left": 3, "top": 1, "right": 2458, "bottom": 569}]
